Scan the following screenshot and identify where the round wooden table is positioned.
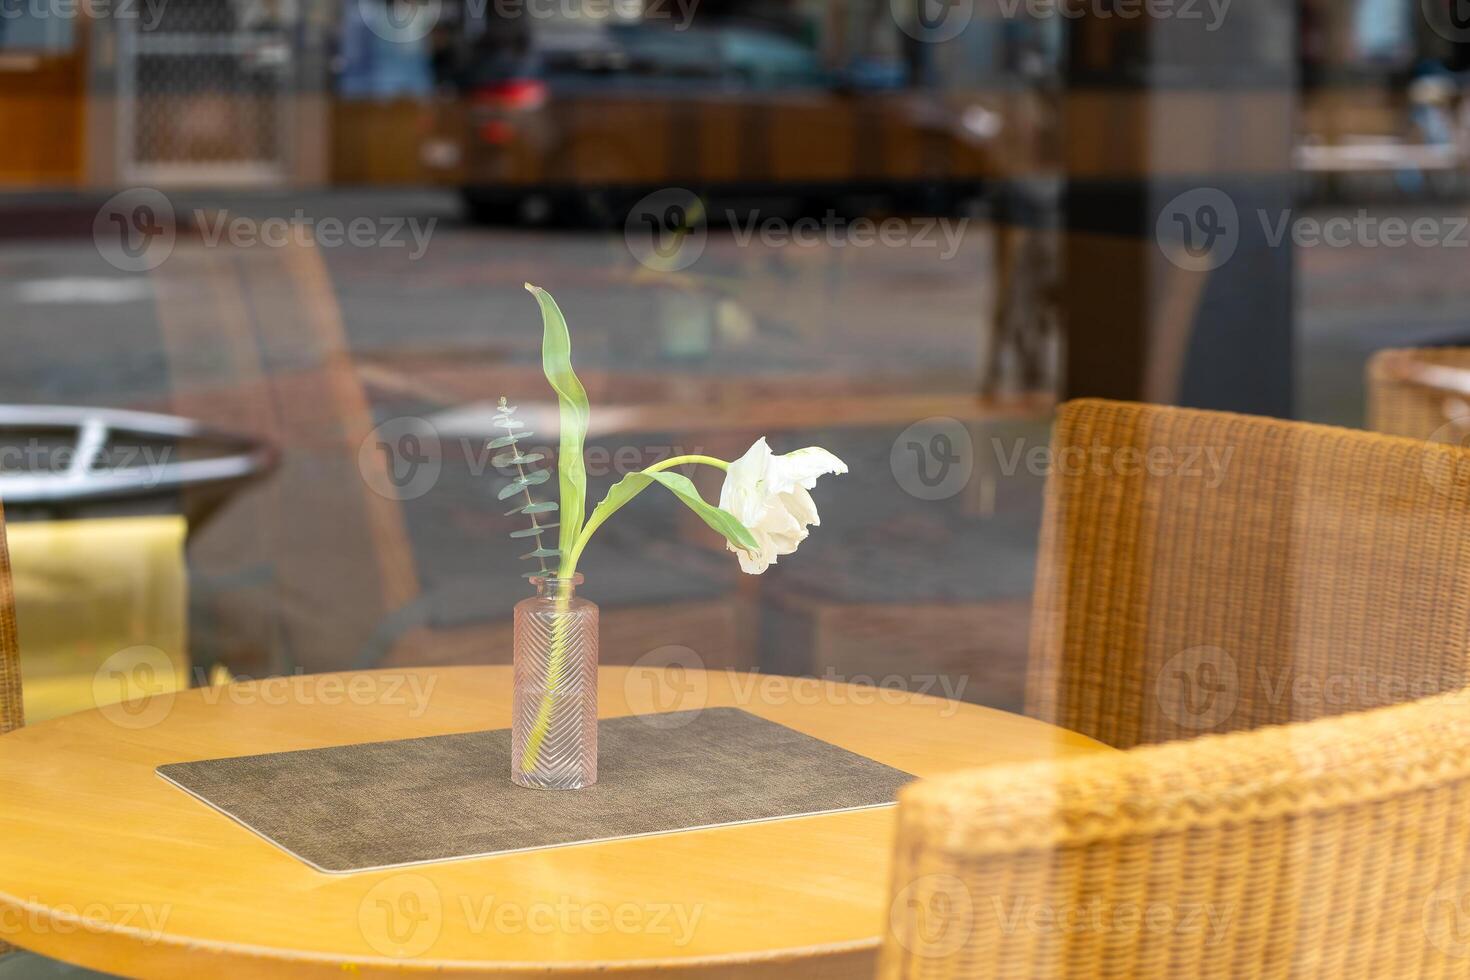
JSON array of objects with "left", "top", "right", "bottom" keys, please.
[{"left": 0, "top": 666, "right": 1108, "bottom": 978}]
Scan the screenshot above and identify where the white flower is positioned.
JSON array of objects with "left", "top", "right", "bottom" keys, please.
[{"left": 718, "top": 438, "right": 847, "bottom": 574}]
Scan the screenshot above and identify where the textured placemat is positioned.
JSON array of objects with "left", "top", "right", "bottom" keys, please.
[{"left": 157, "top": 707, "right": 914, "bottom": 873}]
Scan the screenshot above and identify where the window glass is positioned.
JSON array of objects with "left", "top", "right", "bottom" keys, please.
[{"left": 0, "top": 7, "right": 74, "bottom": 51}]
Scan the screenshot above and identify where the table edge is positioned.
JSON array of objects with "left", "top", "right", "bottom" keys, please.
[{"left": 0, "top": 884, "right": 882, "bottom": 977}]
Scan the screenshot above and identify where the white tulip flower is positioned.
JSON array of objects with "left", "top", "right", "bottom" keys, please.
[{"left": 718, "top": 438, "right": 848, "bottom": 574}]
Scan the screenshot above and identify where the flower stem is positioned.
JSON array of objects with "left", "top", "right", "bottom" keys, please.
[
  {"left": 518, "top": 453, "right": 729, "bottom": 775},
  {"left": 561, "top": 455, "right": 728, "bottom": 578}
]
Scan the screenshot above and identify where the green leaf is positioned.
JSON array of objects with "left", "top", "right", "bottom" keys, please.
[
  {"left": 510, "top": 523, "right": 559, "bottom": 538},
  {"left": 489, "top": 433, "right": 531, "bottom": 449},
  {"left": 520, "top": 547, "right": 561, "bottom": 559},
  {"left": 493, "top": 418, "right": 526, "bottom": 430},
  {"left": 586, "top": 470, "right": 758, "bottom": 555},
  {"left": 492, "top": 451, "right": 544, "bottom": 468},
  {"left": 497, "top": 469, "right": 551, "bottom": 500},
  {"left": 526, "top": 284, "right": 590, "bottom": 562},
  {"left": 505, "top": 501, "right": 559, "bottom": 516}
]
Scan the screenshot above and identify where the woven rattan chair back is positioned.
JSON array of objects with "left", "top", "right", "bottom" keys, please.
[
  {"left": 1367, "top": 346, "right": 1470, "bottom": 441},
  {"left": 1025, "top": 399, "right": 1470, "bottom": 748},
  {"left": 0, "top": 499, "right": 20, "bottom": 957},
  {"left": 880, "top": 685, "right": 1470, "bottom": 979},
  {"left": 0, "top": 499, "right": 20, "bottom": 736}
]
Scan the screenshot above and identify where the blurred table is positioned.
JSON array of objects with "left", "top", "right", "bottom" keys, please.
[
  {"left": 0, "top": 665, "right": 1109, "bottom": 978},
  {"left": 9, "top": 516, "right": 188, "bottom": 722}
]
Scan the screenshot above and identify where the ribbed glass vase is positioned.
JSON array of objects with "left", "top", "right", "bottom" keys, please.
[{"left": 511, "top": 574, "right": 599, "bottom": 789}]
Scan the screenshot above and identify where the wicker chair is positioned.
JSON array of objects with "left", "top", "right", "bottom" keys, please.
[
  {"left": 0, "top": 500, "right": 21, "bottom": 958},
  {"left": 1025, "top": 399, "right": 1470, "bottom": 749},
  {"left": 0, "top": 502, "right": 19, "bottom": 736},
  {"left": 1367, "top": 346, "right": 1470, "bottom": 442},
  {"left": 879, "top": 684, "right": 1470, "bottom": 979}
]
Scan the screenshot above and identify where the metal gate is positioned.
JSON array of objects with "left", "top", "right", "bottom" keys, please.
[{"left": 117, "top": 0, "right": 298, "bottom": 185}]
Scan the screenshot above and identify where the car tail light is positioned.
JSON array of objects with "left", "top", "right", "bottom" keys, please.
[
  {"left": 478, "top": 120, "right": 516, "bottom": 145},
  {"left": 472, "top": 79, "right": 547, "bottom": 112}
]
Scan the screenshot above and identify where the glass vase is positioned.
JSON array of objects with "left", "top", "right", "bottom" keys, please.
[{"left": 511, "top": 574, "right": 599, "bottom": 789}]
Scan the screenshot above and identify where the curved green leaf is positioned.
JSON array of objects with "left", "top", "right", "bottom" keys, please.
[
  {"left": 586, "top": 470, "right": 758, "bottom": 555},
  {"left": 526, "top": 284, "right": 590, "bottom": 564}
]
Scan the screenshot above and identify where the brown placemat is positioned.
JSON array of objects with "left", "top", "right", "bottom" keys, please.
[{"left": 157, "top": 707, "right": 914, "bottom": 873}]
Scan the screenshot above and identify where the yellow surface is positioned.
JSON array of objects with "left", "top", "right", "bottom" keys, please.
[
  {"left": 0, "top": 665, "right": 1108, "bottom": 978},
  {"left": 8, "top": 516, "right": 189, "bottom": 723}
]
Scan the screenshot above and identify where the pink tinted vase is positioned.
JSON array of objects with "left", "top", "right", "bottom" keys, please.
[{"left": 511, "top": 574, "right": 599, "bottom": 789}]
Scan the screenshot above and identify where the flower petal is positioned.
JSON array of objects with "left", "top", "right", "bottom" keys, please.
[
  {"left": 728, "top": 536, "right": 773, "bottom": 574},
  {"left": 754, "top": 488, "right": 811, "bottom": 557},
  {"left": 780, "top": 486, "right": 820, "bottom": 528},
  {"left": 767, "top": 446, "right": 848, "bottom": 494},
  {"left": 718, "top": 437, "right": 774, "bottom": 526}
]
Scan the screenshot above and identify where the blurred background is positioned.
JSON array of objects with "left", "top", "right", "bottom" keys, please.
[{"left": 0, "top": 0, "right": 1466, "bottom": 722}]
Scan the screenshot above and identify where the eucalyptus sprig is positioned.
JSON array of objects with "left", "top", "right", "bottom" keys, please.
[{"left": 493, "top": 397, "right": 558, "bottom": 579}]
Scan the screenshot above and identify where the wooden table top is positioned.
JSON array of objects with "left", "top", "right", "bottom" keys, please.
[{"left": 0, "top": 665, "right": 1109, "bottom": 978}]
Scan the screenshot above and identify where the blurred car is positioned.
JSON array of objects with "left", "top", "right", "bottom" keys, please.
[{"left": 424, "top": 21, "right": 1010, "bottom": 224}]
